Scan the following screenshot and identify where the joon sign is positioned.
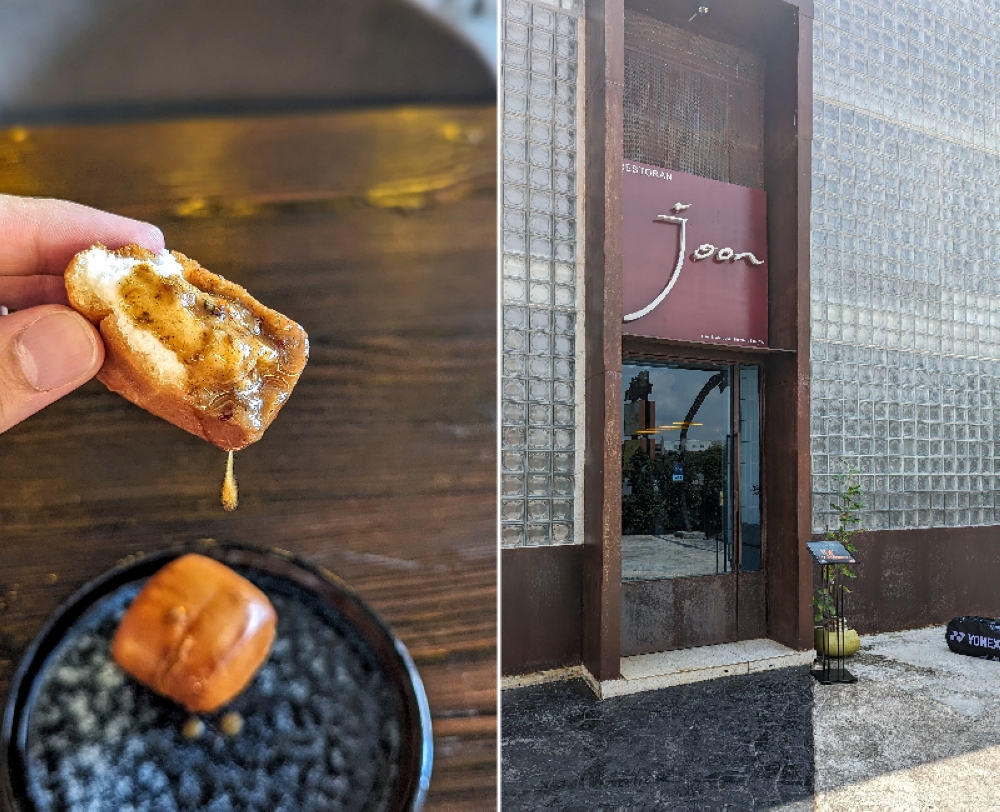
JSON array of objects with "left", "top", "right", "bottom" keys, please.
[{"left": 621, "top": 161, "right": 768, "bottom": 348}]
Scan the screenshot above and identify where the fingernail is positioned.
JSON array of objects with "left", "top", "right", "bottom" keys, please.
[
  {"left": 15, "top": 311, "right": 98, "bottom": 391},
  {"left": 143, "top": 224, "right": 165, "bottom": 250}
]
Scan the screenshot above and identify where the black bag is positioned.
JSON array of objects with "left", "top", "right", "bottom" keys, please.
[{"left": 946, "top": 616, "right": 1000, "bottom": 661}]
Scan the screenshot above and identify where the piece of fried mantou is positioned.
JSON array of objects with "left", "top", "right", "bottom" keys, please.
[
  {"left": 66, "top": 245, "right": 308, "bottom": 451},
  {"left": 111, "top": 554, "right": 277, "bottom": 713}
]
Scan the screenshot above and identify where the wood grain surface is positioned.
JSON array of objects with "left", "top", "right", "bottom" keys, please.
[{"left": 0, "top": 106, "right": 497, "bottom": 810}]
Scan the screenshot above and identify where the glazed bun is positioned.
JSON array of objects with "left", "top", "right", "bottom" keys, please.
[
  {"left": 66, "top": 244, "right": 308, "bottom": 451},
  {"left": 111, "top": 553, "right": 277, "bottom": 713}
]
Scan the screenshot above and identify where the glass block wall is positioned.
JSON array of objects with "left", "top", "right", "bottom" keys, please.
[
  {"left": 501, "top": 0, "right": 585, "bottom": 547},
  {"left": 810, "top": 0, "right": 1000, "bottom": 532}
]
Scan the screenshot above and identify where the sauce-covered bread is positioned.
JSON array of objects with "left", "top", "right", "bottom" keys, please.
[
  {"left": 66, "top": 244, "right": 308, "bottom": 451},
  {"left": 111, "top": 554, "right": 277, "bottom": 713}
]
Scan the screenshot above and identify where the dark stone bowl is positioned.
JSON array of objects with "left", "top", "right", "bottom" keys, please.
[{"left": 2, "top": 542, "right": 432, "bottom": 812}]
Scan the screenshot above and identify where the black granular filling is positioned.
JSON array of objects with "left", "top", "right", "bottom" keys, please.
[{"left": 23, "top": 570, "right": 403, "bottom": 812}]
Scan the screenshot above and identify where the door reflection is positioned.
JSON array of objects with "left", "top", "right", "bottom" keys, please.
[{"left": 621, "top": 361, "right": 732, "bottom": 581}]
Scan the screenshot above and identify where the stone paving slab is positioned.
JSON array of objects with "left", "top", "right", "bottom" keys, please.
[
  {"left": 502, "top": 626, "right": 1000, "bottom": 810},
  {"left": 502, "top": 667, "right": 815, "bottom": 811},
  {"left": 814, "top": 625, "right": 1000, "bottom": 812}
]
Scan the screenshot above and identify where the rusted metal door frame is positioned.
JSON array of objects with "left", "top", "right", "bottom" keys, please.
[{"left": 583, "top": 0, "right": 813, "bottom": 680}]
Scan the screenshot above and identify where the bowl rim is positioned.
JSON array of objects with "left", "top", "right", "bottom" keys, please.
[{"left": 1, "top": 540, "right": 433, "bottom": 812}]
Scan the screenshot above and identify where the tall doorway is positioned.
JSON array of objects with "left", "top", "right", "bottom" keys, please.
[{"left": 620, "top": 358, "right": 764, "bottom": 655}]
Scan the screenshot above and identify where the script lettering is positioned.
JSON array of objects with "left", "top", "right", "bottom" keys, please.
[{"left": 692, "top": 245, "right": 764, "bottom": 265}]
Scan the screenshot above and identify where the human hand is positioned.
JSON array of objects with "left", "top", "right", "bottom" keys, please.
[{"left": 0, "top": 194, "right": 164, "bottom": 434}]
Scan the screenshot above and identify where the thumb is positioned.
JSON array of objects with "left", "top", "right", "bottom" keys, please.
[{"left": 0, "top": 304, "right": 104, "bottom": 434}]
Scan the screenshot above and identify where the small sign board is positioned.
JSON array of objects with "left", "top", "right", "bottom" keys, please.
[
  {"left": 806, "top": 541, "right": 856, "bottom": 565},
  {"left": 672, "top": 463, "right": 684, "bottom": 482},
  {"left": 621, "top": 161, "right": 768, "bottom": 347}
]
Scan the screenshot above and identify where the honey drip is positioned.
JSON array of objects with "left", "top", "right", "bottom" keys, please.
[
  {"left": 221, "top": 450, "right": 238, "bottom": 511},
  {"left": 220, "top": 711, "right": 244, "bottom": 737},
  {"left": 181, "top": 716, "right": 205, "bottom": 740}
]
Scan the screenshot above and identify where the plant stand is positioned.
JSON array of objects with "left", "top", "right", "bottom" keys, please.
[
  {"left": 813, "top": 566, "right": 856, "bottom": 684},
  {"left": 806, "top": 541, "right": 858, "bottom": 685}
]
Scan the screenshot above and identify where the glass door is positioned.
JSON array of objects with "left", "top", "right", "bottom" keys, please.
[
  {"left": 621, "top": 363, "right": 732, "bottom": 580},
  {"left": 620, "top": 358, "right": 764, "bottom": 654}
]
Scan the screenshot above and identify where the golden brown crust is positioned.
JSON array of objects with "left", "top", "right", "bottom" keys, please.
[
  {"left": 65, "top": 244, "right": 309, "bottom": 451},
  {"left": 111, "top": 554, "right": 277, "bottom": 713}
]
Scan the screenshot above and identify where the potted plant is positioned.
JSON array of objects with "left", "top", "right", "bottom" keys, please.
[{"left": 814, "top": 462, "right": 864, "bottom": 657}]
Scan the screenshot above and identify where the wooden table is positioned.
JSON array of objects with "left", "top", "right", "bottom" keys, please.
[{"left": 0, "top": 106, "right": 496, "bottom": 810}]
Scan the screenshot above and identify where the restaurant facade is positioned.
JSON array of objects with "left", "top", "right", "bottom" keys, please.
[{"left": 501, "top": 0, "right": 1000, "bottom": 683}]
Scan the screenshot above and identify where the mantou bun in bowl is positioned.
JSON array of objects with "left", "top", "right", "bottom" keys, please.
[{"left": 66, "top": 244, "right": 308, "bottom": 451}]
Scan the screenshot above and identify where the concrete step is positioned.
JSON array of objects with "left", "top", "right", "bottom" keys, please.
[{"left": 588, "top": 639, "right": 815, "bottom": 698}]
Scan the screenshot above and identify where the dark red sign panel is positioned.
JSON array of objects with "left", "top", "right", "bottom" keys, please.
[{"left": 621, "top": 161, "right": 768, "bottom": 347}]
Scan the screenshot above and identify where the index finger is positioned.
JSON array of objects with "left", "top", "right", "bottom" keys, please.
[{"left": 0, "top": 195, "right": 164, "bottom": 277}]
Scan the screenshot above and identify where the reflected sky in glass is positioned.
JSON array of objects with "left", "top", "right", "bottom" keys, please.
[{"left": 622, "top": 362, "right": 730, "bottom": 445}]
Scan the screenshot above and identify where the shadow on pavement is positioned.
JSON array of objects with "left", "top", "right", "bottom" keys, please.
[{"left": 502, "top": 666, "right": 814, "bottom": 811}]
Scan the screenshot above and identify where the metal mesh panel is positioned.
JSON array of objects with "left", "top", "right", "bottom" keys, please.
[{"left": 623, "top": 9, "right": 765, "bottom": 188}]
